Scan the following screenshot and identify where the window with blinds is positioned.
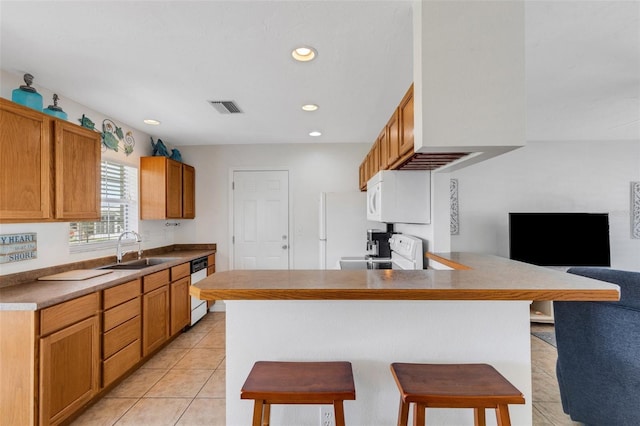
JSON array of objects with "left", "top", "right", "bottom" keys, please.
[{"left": 69, "top": 161, "right": 138, "bottom": 249}]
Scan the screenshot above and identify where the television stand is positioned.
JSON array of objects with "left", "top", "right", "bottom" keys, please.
[
  {"left": 530, "top": 300, "right": 554, "bottom": 323},
  {"left": 530, "top": 266, "right": 574, "bottom": 323}
]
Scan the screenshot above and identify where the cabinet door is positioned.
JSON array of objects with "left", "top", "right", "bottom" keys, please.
[
  {"left": 365, "top": 152, "right": 373, "bottom": 182},
  {"left": 140, "top": 156, "right": 167, "bottom": 220},
  {"left": 40, "top": 316, "right": 99, "bottom": 426},
  {"left": 166, "top": 159, "right": 183, "bottom": 218},
  {"left": 170, "top": 276, "right": 191, "bottom": 335},
  {"left": 387, "top": 109, "right": 400, "bottom": 166},
  {"left": 372, "top": 138, "right": 380, "bottom": 176},
  {"left": 54, "top": 120, "right": 101, "bottom": 220},
  {"left": 182, "top": 164, "right": 195, "bottom": 219},
  {"left": 142, "top": 285, "right": 170, "bottom": 356},
  {"left": 0, "top": 98, "right": 52, "bottom": 220},
  {"left": 398, "top": 85, "right": 414, "bottom": 157},
  {"left": 378, "top": 127, "right": 389, "bottom": 170}
]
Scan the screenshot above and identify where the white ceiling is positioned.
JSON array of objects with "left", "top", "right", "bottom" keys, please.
[{"left": 1, "top": 1, "right": 638, "bottom": 147}]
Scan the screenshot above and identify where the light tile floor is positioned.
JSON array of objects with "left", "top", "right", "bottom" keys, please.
[
  {"left": 72, "top": 314, "right": 579, "bottom": 425},
  {"left": 72, "top": 312, "right": 226, "bottom": 426}
]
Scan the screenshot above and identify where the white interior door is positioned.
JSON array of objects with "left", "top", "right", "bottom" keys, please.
[{"left": 233, "top": 170, "right": 289, "bottom": 269}]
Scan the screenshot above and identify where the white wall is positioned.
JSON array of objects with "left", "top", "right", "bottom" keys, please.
[
  {"left": 1, "top": 71, "right": 370, "bottom": 275},
  {"left": 449, "top": 140, "right": 640, "bottom": 271},
  {"left": 175, "top": 143, "right": 370, "bottom": 271},
  {"left": 0, "top": 70, "right": 178, "bottom": 275}
]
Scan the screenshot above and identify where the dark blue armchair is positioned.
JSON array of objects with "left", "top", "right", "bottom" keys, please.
[{"left": 554, "top": 267, "right": 640, "bottom": 426}]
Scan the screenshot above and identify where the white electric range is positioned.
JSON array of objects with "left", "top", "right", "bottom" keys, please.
[
  {"left": 389, "top": 234, "right": 425, "bottom": 270},
  {"left": 339, "top": 234, "right": 424, "bottom": 270}
]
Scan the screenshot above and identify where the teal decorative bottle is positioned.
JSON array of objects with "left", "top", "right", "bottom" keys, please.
[
  {"left": 43, "top": 94, "right": 68, "bottom": 120},
  {"left": 11, "top": 73, "right": 43, "bottom": 111}
]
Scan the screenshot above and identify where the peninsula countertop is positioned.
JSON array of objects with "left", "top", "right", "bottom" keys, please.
[{"left": 190, "top": 252, "right": 620, "bottom": 301}]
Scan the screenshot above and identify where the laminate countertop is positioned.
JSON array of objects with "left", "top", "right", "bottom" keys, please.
[
  {"left": 190, "top": 252, "right": 620, "bottom": 302},
  {"left": 0, "top": 250, "right": 215, "bottom": 311}
]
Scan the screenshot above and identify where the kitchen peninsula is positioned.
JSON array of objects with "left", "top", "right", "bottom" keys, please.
[{"left": 191, "top": 253, "right": 619, "bottom": 426}]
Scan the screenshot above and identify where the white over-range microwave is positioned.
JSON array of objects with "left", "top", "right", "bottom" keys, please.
[{"left": 366, "top": 170, "right": 431, "bottom": 224}]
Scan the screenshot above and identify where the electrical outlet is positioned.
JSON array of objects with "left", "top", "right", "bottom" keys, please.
[{"left": 319, "top": 406, "right": 334, "bottom": 426}]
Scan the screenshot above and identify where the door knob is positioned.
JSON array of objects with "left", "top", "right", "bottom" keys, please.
[{"left": 282, "top": 245, "right": 288, "bottom": 249}]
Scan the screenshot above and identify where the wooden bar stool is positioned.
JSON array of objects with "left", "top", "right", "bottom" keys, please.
[
  {"left": 390, "top": 363, "right": 525, "bottom": 426},
  {"left": 241, "top": 361, "right": 356, "bottom": 426}
]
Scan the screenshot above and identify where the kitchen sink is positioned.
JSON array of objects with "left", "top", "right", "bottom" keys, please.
[{"left": 99, "top": 257, "right": 180, "bottom": 270}]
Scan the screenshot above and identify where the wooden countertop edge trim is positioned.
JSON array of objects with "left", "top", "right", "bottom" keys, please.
[
  {"left": 190, "top": 287, "right": 620, "bottom": 302},
  {"left": 425, "top": 253, "right": 472, "bottom": 270}
]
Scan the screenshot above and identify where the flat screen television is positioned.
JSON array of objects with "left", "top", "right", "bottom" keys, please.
[{"left": 509, "top": 212, "right": 611, "bottom": 267}]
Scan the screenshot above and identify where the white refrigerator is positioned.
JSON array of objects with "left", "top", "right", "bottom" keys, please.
[{"left": 319, "top": 191, "right": 381, "bottom": 269}]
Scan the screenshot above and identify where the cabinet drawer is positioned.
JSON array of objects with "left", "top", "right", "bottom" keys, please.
[
  {"left": 103, "top": 298, "right": 140, "bottom": 332},
  {"left": 207, "top": 254, "right": 215, "bottom": 266},
  {"left": 143, "top": 269, "right": 170, "bottom": 293},
  {"left": 103, "top": 316, "right": 141, "bottom": 359},
  {"left": 102, "top": 339, "right": 141, "bottom": 387},
  {"left": 207, "top": 265, "right": 215, "bottom": 276},
  {"left": 103, "top": 279, "right": 141, "bottom": 310},
  {"left": 171, "top": 262, "right": 190, "bottom": 281},
  {"left": 40, "top": 293, "right": 99, "bottom": 336}
]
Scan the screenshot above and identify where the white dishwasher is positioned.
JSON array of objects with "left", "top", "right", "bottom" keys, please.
[{"left": 190, "top": 256, "right": 208, "bottom": 325}]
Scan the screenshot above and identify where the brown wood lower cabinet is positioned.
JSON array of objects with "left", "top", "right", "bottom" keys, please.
[
  {"left": 170, "top": 276, "right": 191, "bottom": 335},
  {"left": 102, "top": 279, "right": 141, "bottom": 388},
  {"left": 0, "top": 256, "right": 215, "bottom": 424},
  {"left": 39, "top": 301, "right": 100, "bottom": 426},
  {"left": 170, "top": 262, "right": 191, "bottom": 336},
  {"left": 143, "top": 285, "right": 170, "bottom": 356}
]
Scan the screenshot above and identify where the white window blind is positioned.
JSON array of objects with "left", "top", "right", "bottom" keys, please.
[{"left": 69, "top": 161, "right": 138, "bottom": 249}]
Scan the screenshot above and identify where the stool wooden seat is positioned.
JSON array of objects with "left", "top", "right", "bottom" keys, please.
[
  {"left": 390, "top": 363, "right": 525, "bottom": 426},
  {"left": 241, "top": 361, "right": 356, "bottom": 426}
]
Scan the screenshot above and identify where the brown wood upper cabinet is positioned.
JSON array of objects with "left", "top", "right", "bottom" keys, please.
[
  {"left": 398, "top": 84, "right": 414, "bottom": 158},
  {"left": 386, "top": 108, "right": 401, "bottom": 168},
  {"left": 182, "top": 164, "right": 195, "bottom": 219},
  {"left": 0, "top": 98, "right": 101, "bottom": 222},
  {"left": 358, "top": 84, "right": 415, "bottom": 190},
  {"left": 54, "top": 120, "right": 102, "bottom": 220},
  {"left": 140, "top": 156, "right": 196, "bottom": 220}
]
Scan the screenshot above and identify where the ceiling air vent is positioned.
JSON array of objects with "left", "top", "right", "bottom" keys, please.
[{"left": 209, "top": 100, "right": 242, "bottom": 114}]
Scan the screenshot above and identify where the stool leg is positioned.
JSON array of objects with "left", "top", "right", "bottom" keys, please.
[
  {"left": 413, "top": 403, "right": 426, "bottom": 426},
  {"left": 495, "top": 404, "right": 512, "bottom": 426},
  {"left": 333, "top": 400, "right": 346, "bottom": 426},
  {"left": 397, "top": 398, "right": 409, "bottom": 426},
  {"left": 262, "top": 403, "right": 271, "bottom": 426},
  {"left": 251, "top": 400, "right": 264, "bottom": 426},
  {"left": 474, "top": 408, "right": 486, "bottom": 426}
]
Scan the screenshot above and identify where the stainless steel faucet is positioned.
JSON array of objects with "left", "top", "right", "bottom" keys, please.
[{"left": 116, "top": 231, "right": 143, "bottom": 263}]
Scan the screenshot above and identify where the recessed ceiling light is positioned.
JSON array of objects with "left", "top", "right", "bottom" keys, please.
[
  {"left": 143, "top": 119, "right": 160, "bottom": 125},
  {"left": 309, "top": 131, "right": 322, "bottom": 137},
  {"left": 302, "top": 104, "right": 319, "bottom": 112},
  {"left": 292, "top": 46, "right": 317, "bottom": 62}
]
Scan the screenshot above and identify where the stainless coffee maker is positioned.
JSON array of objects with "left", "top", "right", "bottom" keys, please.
[{"left": 366, "top": 228, "right": 393, "bottom": 259}]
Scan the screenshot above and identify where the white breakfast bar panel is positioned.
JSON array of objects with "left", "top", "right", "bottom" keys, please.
[{"left": 225, "top": 299, "right": 532, "bottom": 426}]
